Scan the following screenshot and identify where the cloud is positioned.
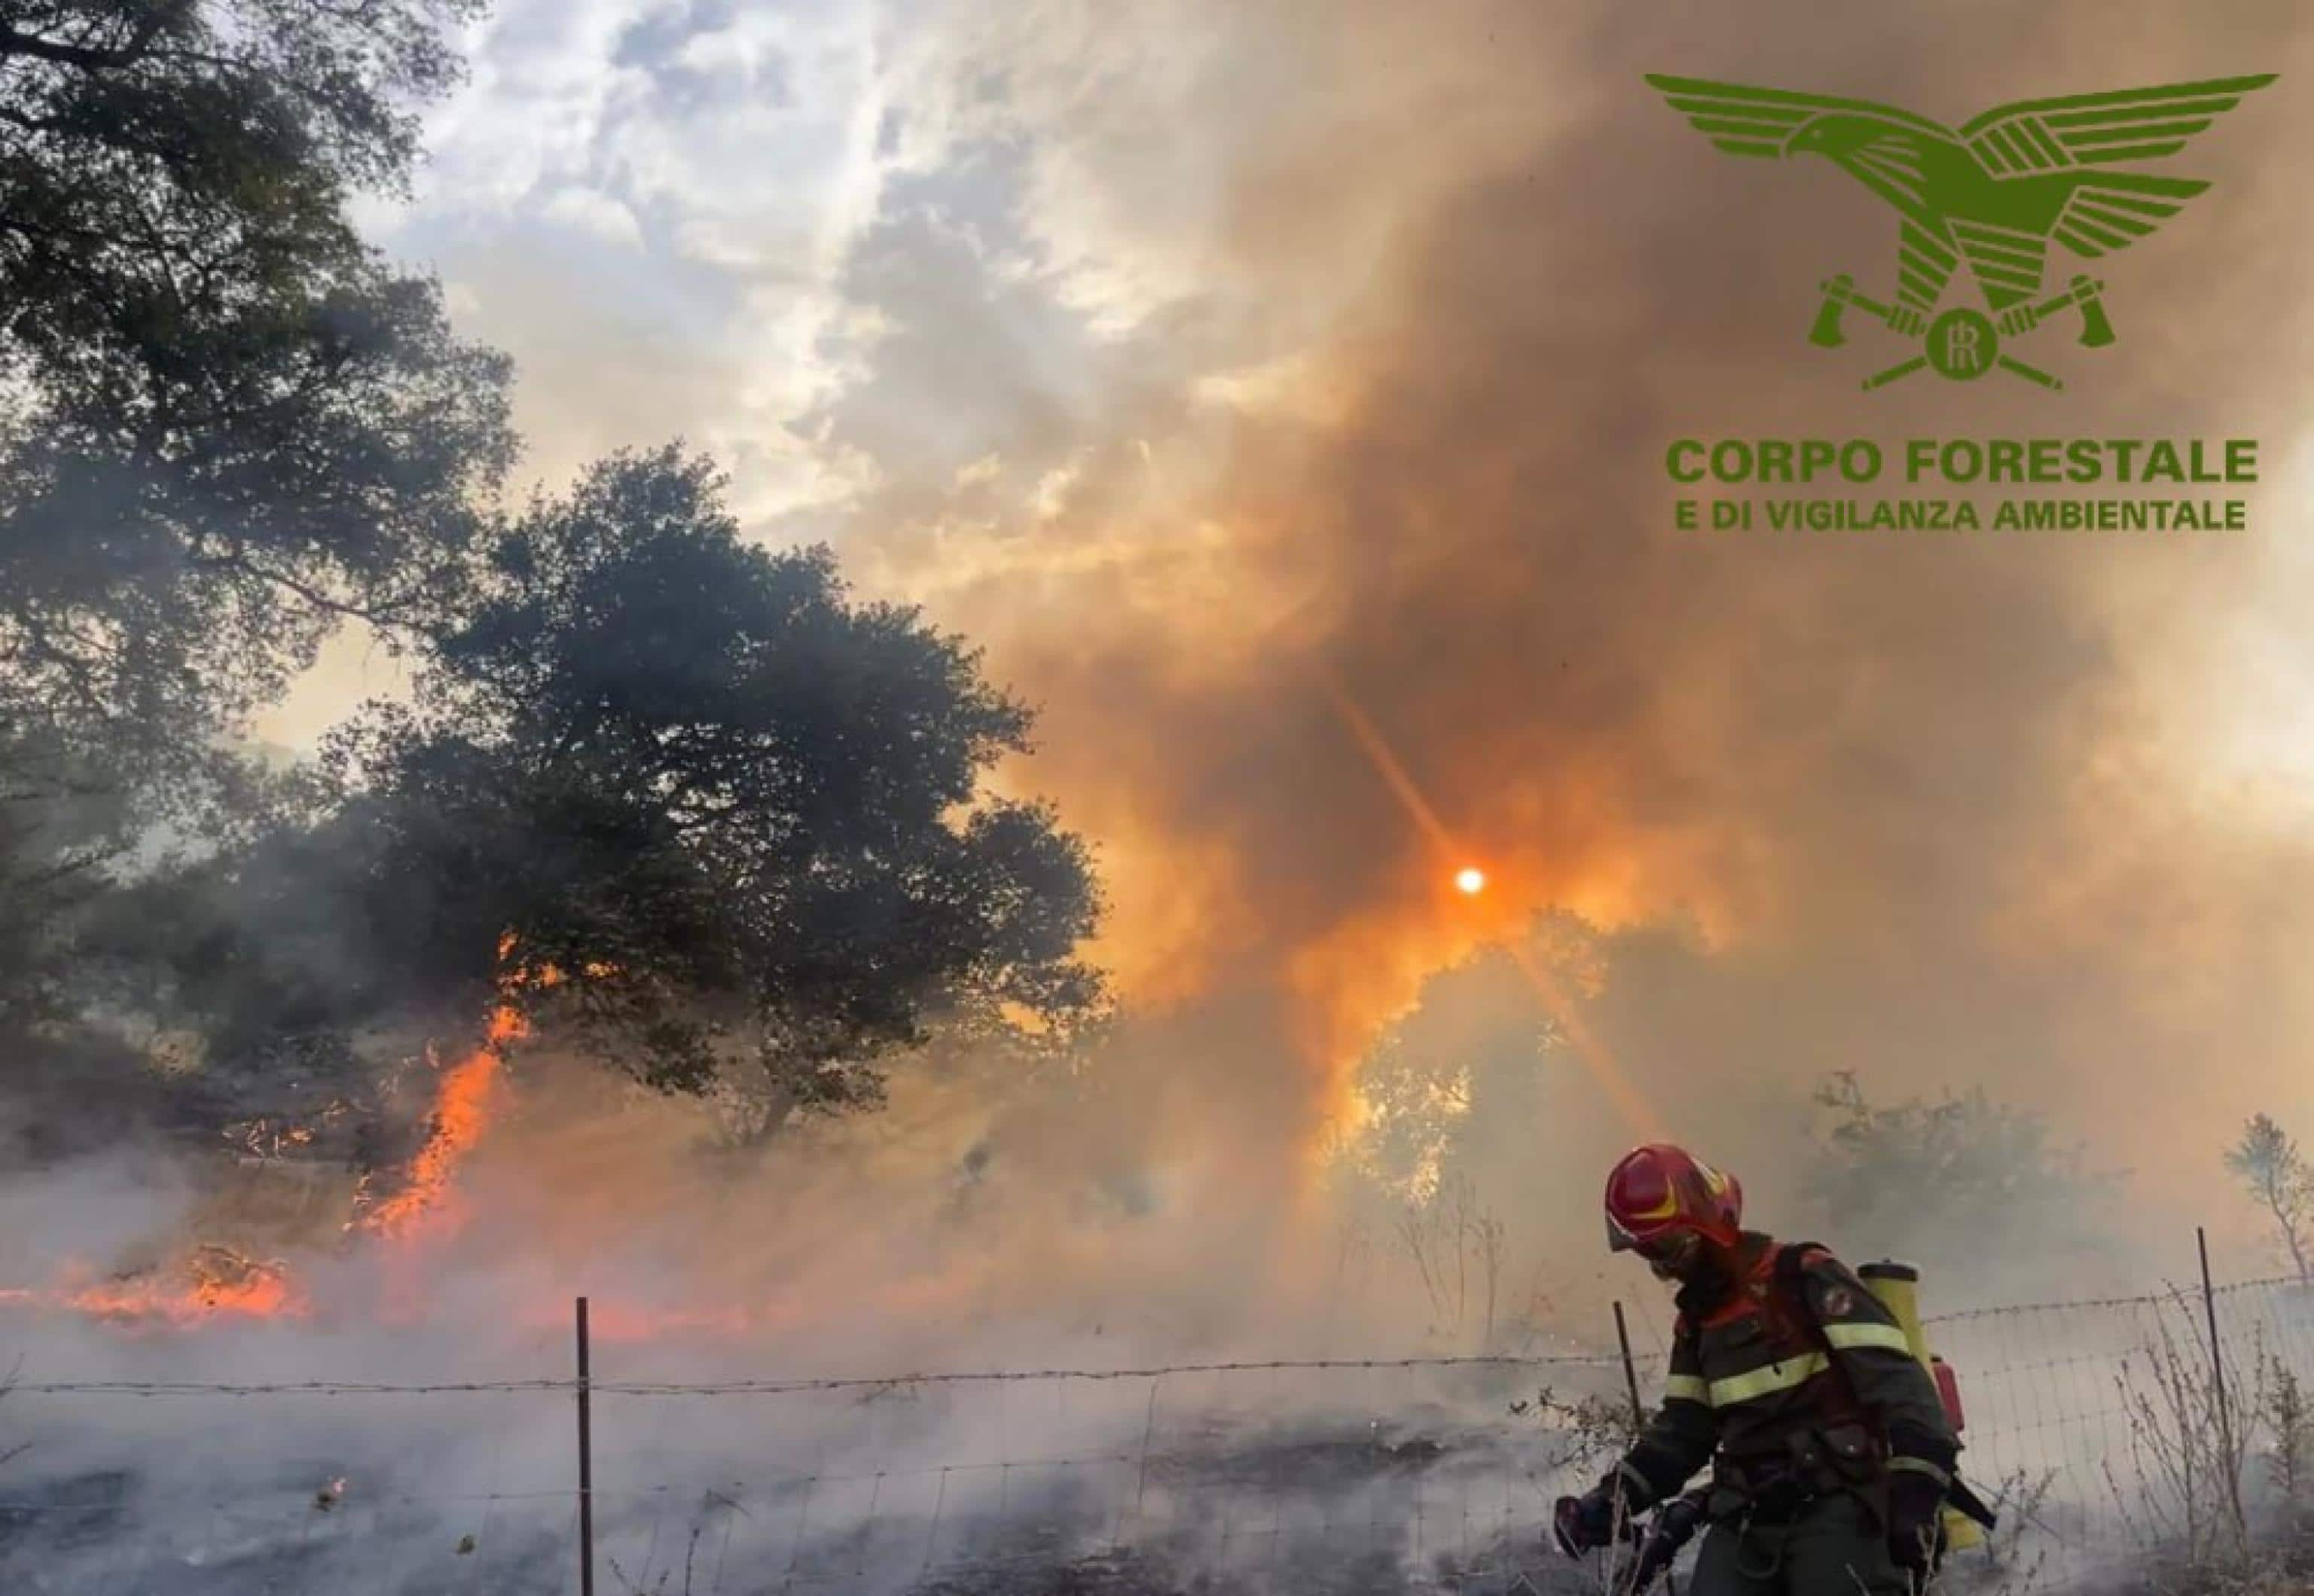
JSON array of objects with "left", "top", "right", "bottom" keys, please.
[{"left": 537, "top": 184, "right": 645, "bottom": 245}]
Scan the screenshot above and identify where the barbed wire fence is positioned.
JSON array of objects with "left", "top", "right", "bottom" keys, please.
[{"left": 2, "top": 1259, "right": 2311, "bottom": 1595}]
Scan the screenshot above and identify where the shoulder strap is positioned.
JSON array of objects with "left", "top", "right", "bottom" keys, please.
[
  {"left": 1771, "top": 1242, "right": 1871, "bottom": 1414},
  {"left": 1772, "top": 1240, "right": 1831, "bottom": 1331},
  {"left": 1779, "top": 1245, "right": 2000, "bottom": 1529}
]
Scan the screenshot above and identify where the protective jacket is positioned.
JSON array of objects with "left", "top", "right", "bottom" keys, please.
[{"left": 1613, "top": 1231, "right": 1960, "bottom": 1523}]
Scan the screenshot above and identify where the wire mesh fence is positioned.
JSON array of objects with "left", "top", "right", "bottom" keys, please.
[
  {"left": 2, "top": 1270, "right": 2312, "bottom": 1594},
  {"left": 0, "top": 1353, "right": 1629, "bottom": 1595}
]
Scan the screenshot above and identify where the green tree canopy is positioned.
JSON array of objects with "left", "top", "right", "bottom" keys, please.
[
  {"left": 0, "top": 0, "right": 513, "bottom": 1104},
  {"left": 106, "top": 450, "right": 1105, "bottom": 1149},
  {"left": 0, "top": 0, "right": 511, "bottom": 803},
  {"left": 1805, "top": 1070, "right": 2123, "bottom": 1290}
]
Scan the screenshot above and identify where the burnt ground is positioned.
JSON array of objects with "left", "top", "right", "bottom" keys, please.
[
  {"left": 0, "top": 1410, "right": 1607, "bottom": 1596},
  {"left": 1, "top": 1423, "right": 2196, "bottom": 1596}
]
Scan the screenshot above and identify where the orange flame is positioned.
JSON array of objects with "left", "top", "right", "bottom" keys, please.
[
  {"left": 356, "top": 1009, "right": 522, "bottom": 1241},
  {"left": 5, "top": 933, "right": 603, "bottom": 1330},
  {"left": 356, "top": 933, "right": 600, "bottom": 1243},
  {"left": 0, "top": 1247, "right": 306, "bottom": 1329}
]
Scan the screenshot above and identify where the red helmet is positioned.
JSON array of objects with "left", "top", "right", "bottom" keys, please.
[{"left": 1604, "top": 1143, "right": 1743, "bottom": 1253}]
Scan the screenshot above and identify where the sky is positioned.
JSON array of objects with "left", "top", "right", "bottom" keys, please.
[{"left": 260, "top": 0, "right": 2314, "bottom": 1268}]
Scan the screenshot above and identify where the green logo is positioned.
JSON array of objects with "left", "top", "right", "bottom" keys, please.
[{"left": 1646, "top": 75, "right": 2276, "bottom": 392}]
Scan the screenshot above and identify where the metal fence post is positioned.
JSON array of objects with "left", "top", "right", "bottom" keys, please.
[
  {"left": 577, "top": 1295, "right": 596, "bottom": 1596},
  {"left": 1612, "top": 1302, "right": 1681, "bottom": 1594},
  {"left": 2196, "top": 1227, "right": 2248, "bottom": 1539},
  {"left": 2197, "top": 1228, "right": 2229, "bottom": 1423},
  {"left": 1612, "top": 1301, "right": 1645, "bottom": 1427}
]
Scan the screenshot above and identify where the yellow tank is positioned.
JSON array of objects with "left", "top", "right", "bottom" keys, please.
[{"left": 1858, "top": 1260, "right": 1984, "bottom": 1552}]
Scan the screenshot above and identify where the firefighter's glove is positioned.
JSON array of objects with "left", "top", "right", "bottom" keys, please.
[
  {"left": 1884, "top": 1469, "right": 1946, "bottom": 1573},
  {"left": 1551, "top": 1482, "right": 1623, "bottom": 1557}
]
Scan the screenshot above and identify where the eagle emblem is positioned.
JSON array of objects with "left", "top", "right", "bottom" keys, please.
[{"left": 1645, "top": 74, "right": 2276, "bottom": 390}]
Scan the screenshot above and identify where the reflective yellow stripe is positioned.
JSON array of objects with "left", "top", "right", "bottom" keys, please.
[
  {"left": 1663, "top": 1375, "right": 1710, "bottom": 1405},
  {"left": 1888, "top": 1454, "right": 1953, "bottom": 1488},
  {"left": 1616, "top": 1461, "right": 1660, "bottom": 1506},
  {"left": 1822, "top": 1321, "right": 1916, "bottom": 1356},
  {"left": 1707, "top": 1352, "right": 1828, "bottom": 1408}
]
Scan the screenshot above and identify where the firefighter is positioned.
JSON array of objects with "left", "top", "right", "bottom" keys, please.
[{"left": 1553, "top": 1143, "right": 1960, "bottom": 1593}]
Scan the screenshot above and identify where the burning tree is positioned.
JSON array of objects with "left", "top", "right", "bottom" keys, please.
[
  {"left": 342, "top": 446, "right": 1106, "bottom": 1136},
  {"left": 101, "top": 448, "right": 1105, "bottom": 1162},
  {"left": 1335, "top": 920, "right": 1592, "bottom": 1352}
]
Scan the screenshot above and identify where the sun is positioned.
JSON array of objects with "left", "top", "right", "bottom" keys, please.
[{"left": 1454, "top": 866, "right": 1486, "bottom": 896}]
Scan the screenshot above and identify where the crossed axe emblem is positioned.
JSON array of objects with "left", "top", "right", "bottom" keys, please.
[{"left": 1807, "top": 271, "right": 2116, "bottom": 392}]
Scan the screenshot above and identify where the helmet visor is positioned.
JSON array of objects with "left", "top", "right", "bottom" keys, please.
[{"left": 1616, "top": 1225, "right": 1700, "bottom": 1268}]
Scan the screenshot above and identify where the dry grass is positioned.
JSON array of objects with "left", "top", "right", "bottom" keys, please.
[{"left": 2081, "top": 1303, "right": 2314, "bottom": 1596}]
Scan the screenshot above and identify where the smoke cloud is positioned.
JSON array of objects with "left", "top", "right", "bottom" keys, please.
[{"left": 764, "top": 0, "right": 2314, "bottom": 1269}]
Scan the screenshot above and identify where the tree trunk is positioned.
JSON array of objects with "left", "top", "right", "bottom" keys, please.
[{"left": 2266, "top": 1188, "right": 2310, "bottom": 1283}]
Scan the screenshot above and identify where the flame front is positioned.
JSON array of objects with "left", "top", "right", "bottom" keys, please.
[
  {"left": 358, "top": 933, "right": 573, "bottom": 1242},
  {"left": 0, "top": 1247, "right": 305, "bottom": 1330},
  {"left": 4, "top": 934, "right": 561, "bottom": 1329},
  {"left": 356, "top": 1002, "right": 525, "bottom": 1242}
]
